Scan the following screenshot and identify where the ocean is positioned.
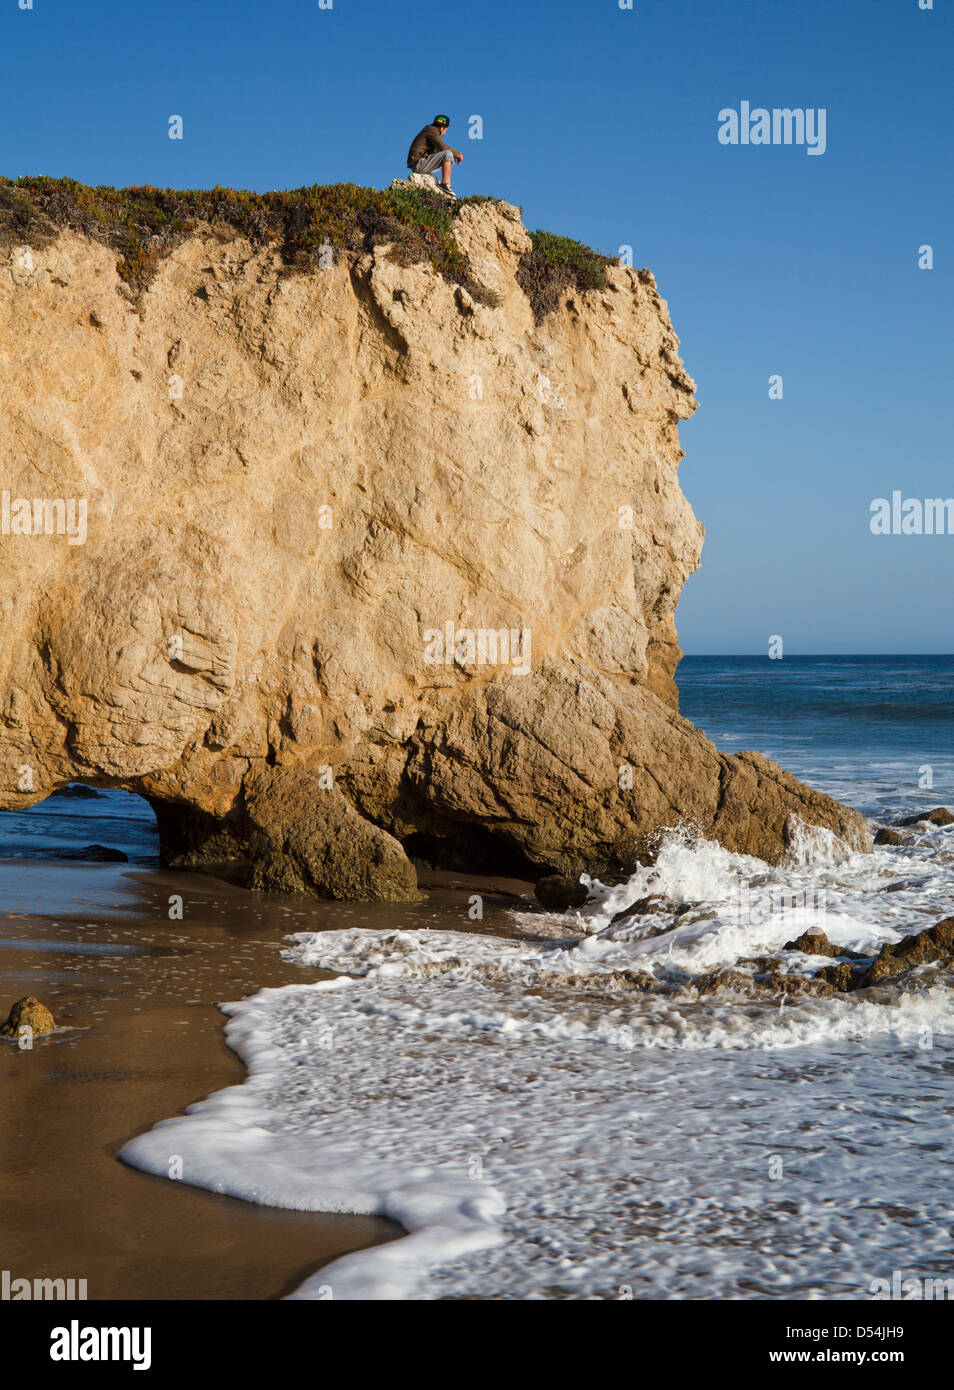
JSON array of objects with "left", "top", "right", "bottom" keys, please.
[
  {"left": 6, "top": 657, "right": 954, "bottom": 1299},
  {"left": 677, "top": 655, "right": 954, "bottom": 821}
]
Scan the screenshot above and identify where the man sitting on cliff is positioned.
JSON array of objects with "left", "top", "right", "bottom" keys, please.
[{"left": 406, "top": 114, "right": 463, "bottom": 198}]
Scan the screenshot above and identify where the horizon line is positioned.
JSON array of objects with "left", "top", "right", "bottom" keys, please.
[{"left": 678, "top": 651, "right": 954, "bottom": 658}]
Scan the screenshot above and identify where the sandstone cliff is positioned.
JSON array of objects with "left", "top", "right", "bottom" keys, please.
[{"left": 0, "top": 188, "right": 870, "bottom": 897}]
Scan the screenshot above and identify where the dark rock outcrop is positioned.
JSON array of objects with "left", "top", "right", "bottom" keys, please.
[
  {"left": 243, "top": 767, "right": 418, "bottom": 902},
  {"left": 860, "top": 918, "right": 954, "bottom": 987},
  {"left": 783, "top": 929, "right": 836, "bottom": 956},
  {"left": 896, "top": 808, "right": 954, "bottom": 828},
  {"left": 59, "top": 844, "right": 128, "bottom": 862},
  {"left": 534, "top": 875, "right": 590, "bottom": 911}
]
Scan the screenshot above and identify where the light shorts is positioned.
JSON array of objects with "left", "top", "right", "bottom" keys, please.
[{"left": 413, "top": 149, "right": 453, "bottom": 175}]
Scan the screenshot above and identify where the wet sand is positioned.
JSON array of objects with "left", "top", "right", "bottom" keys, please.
[{"left": 0, "top": 860, "right": 533, "bottom": 1300}]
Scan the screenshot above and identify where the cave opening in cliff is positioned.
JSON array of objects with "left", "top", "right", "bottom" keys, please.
[
  {"left": 402, "top": 827, "right": 540, "bottom": 881},
  {"left": 0, "top": 784, "right": 159, "bottom": 865}
]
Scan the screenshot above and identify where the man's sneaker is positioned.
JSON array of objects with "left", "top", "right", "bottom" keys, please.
[{"left": 438, "top": 185, "right": 456, "bottom": 199}]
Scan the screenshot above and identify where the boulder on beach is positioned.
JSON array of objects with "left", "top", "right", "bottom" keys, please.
[
  {"left": 694, "top": 969, "right": 755, "bottom": 996},
  {"left": 693, "top": 967, "right": 837, "bottom": 999},
  {"left": 861, "top": 917, "right": 954, "bottom": 987},
  {"left": 874, "top": 828, "right": 904, "bottom": 845},
  {"left": 1, "top": 996, "right": 55, "bottom": 1038},
  {"left": 609, "top": 893, "right": 671, "bottom": 925},
  {"left": 783, "top": 929, "right": 835, "bottom": 956},
  {"left": 54, "top": 784, "right": 105, "bottom": 800},
  {"left": 534, "top": 875, "right": 589, "bottom": 911},
  {"left": 896, "top": 807, "right": 954, "bottom": 828},
  {"left": 59, "top": 844, "right": 128, "bottom": 862},
  {"left": 818, "top": 962, "right": 855, "bottom": 992}
]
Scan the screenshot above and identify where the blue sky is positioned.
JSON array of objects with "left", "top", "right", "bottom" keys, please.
[{"left": 2, "top": 0, "right": 951, "bottom": 653}]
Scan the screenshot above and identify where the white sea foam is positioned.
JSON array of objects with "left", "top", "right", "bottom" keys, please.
[
  {"left": 120, "top": 829, "right": 954, "bottom": 1299},
  {"left": 785, "top": 815, "right": 853, "bottom": 866}
]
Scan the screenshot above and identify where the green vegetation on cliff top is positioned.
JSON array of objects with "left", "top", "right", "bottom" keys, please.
[{"left": 0, "top": 176, "right": 615, "bottom": 318}]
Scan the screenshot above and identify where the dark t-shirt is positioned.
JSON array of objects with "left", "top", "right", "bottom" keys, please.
[{"left": 407, "top": 124, "right": 450, "bottom": 168}]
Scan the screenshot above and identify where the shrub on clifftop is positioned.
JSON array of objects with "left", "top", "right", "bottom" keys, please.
[
  {"left": 0, "top": 176, "right": 496, "bottom": 301},
  {"left": 517, "top": 229, "right": 615, "bottom": 321},
  {"left": 0, "top": 176, "right": 617, "bottom": 320}
]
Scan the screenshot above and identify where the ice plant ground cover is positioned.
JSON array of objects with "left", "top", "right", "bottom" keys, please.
[{"left": 0, "top": 176, "right": 610, "bottom": 313}]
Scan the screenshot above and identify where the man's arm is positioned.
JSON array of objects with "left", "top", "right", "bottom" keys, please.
[
  {"left": 425, "top": 125, "right": 462, "bottom": 162},
  {"left": 431, "top": 126, "right": 467, "bottom": 159}
]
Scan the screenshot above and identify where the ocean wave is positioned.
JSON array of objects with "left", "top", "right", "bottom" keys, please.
[{"left": 119, "top": 825, "right": 954, "bottom": 1298}]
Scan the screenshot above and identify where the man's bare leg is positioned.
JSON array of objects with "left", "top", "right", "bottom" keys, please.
[{"left": 440, "top": 155, "right": 453, "bottom": 189}]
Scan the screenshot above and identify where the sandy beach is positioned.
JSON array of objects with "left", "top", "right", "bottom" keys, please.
[
  {"left": 0, "top": 863, "right": 404, "bottom": 1300},
  {"left": 0, "top": 857, "right": 534, "bottom": 1300}
]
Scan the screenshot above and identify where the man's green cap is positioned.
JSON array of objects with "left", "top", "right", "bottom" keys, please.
[{"left": 434, "top": 114, "right": 450, "bottom": 126}]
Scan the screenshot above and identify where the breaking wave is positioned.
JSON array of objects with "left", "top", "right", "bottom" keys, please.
[{"left": 120, "top": 821, "right": 954, "bottom": 1299}]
